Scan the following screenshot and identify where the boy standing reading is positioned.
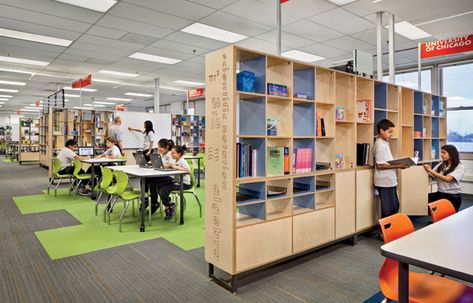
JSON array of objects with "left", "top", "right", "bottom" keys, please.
[{"left": 373, "top": 119, "right": 409, "bottom": 218}]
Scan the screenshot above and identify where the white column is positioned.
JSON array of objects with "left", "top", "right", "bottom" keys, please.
[
  {"left": 417, "top": 43, "right": 422, "bottom": 90},
  {"left": 154, "top": 78, "right": 160, "bottom": 113},
  {"left": 388, "top": 13, "right": 395, "bottom": 83},
  {"left": 376, "top": 11, "right": 383, "bottom": 81},
  {"left": 277, "top": 0, "right": 282, "bottom": 55}
]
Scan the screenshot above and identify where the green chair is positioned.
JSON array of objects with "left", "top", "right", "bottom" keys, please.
[
  {"left": 118, "top": 155, "right": 127, "bottom": 165},
  {"left": 196, "top": 152, "right": 205, "bottom": 180},
  {"left": 111, "top": 170, "right": 142, "bottom": 232},
  {"left": 170, "top": 167, "right": 202, "bottom": 219},
  {"left": 72, "top": 158, "right": 92, "bottom": 199},
  {"left": 95, "top": 166, "right": 116, "bottom": 216},
  {"left": 47, "top": 158, "right": 73, "bottom": 197}
]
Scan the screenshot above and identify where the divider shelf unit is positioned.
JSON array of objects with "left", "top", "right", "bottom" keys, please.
[
  {"left": 19, "top": 118, "right": 40, "bottom": 164},
  {"left": 171, "top": 114, "right": 205, "bottom": 154},
  {"left": 40, "top": 108, "right": 114, "bottom": 177},
  {"left": 205, "top": 46, "right": 446, "bottom": 292}
]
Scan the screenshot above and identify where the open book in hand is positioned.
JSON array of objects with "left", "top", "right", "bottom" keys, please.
[{"left": 387, "top": 157, "right": 419, "bottom": 166}]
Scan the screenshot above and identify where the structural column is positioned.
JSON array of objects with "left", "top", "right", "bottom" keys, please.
[
  {"left": 154, "top": 77, "right": 160, "bottom": 113},
  {"left": 388, "top": 13, "right": 395, "bottom": 83},
  {"left": 376, "top": 11, "right": 383, "bottom": 81},
  {"left": 277, "top": 0, "right": 282, "bottom": 55}
]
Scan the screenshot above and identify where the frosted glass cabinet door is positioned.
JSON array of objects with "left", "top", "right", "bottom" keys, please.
[{"left": 399, "top": 166, "right": 429, "bottom": 215}]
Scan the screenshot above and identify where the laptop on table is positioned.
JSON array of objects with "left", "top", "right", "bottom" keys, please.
[
  {"left": 133, "top": 152, "right": 152, "bottom": 168},
  {"left": 78, "top": 146, "right": 94, "bottom": 156},
  {"left": 150, "top": 154, "right": 176, "bottom": 171}
]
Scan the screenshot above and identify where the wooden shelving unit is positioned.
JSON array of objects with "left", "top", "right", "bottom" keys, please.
[
  {"left": 205, "top": 46, "right": 447, "bottom": 291},
  {"left": 19, "top": 118, "right": 40, "bottom": 164},
  {"left": 171, "top": 114, "right": 205, "bottom": 154},
  {"left": 39, "top": 108, "right": 114, "bottom": 176}
]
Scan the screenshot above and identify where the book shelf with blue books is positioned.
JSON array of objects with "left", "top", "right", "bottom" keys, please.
[{"left": 236, "top": 138, "right": 265, "bottom": 179}]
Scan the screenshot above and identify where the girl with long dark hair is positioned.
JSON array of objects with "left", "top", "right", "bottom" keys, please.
[
  {"left": 128, "top": 120, "right": 157, "bottom": 162},
  {"left": 424, "top": 144, "right": 464, "bottom": 211}
]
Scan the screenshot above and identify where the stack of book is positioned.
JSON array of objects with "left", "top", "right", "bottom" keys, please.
[
  {"left": 267, "top": 146, "right": 289, "bottom": 176},
  {"left": 236, "top": 143, "right": 257, "bottom": 178},
  {"left": 356, "top": 143, "right": 371, "bottom": 166},
  {"left": 293, "top": 148, "right": 313, "bottom": 173}
]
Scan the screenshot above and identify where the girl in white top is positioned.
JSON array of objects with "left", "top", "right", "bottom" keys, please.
[
  {"left": 424, "top": 144, "right": 465, "bottom": 211},
  {"left": 159, "top": 145, "right": 192, "bottom": 220},
  {"left": 97, "top": 137, "right": 120, "bottom": 159},
  {"left": 128, "top": 120, "right": 157, "bottom": 161}
]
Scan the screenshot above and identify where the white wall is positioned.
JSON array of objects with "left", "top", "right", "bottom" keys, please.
[{"left": 194, "top": 100, "right": 205, "bottom": 116}]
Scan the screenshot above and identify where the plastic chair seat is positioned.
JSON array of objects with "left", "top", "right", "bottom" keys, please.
[
  {"left": 105, "top": 186, "right": 116, "bottom": 195},
  {"left": 55, "top": 173, "right": 72, "bottom": 179},
  {"left": 120, "top": 189, "right": 141, "bottom": 201},
  {"left": 76, "top": 173, "right": 92, "bottom": 180}
]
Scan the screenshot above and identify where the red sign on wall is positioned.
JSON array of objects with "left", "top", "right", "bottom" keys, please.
[
  {"left": 188, "top": 88, "right": 205, "bottom": 99},
  {"left": 72, "top": 74, "right": 92, "bottom": 89},
  {"left": 421, "top": 34, "right": 473, "bottom": 59},
  {"left": 116, "top": 105, "right": 125, "bottom": 111}
]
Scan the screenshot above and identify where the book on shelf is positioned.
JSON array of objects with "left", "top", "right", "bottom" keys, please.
[
  {"left": 293, "top": 148, "right": 313, "bottom": 173},
  {"left": 356, "top": 143, "right": 371, "bottom": 166},
  {"left": 316, "top": 112, "right": 326, "bottom": 136},
  {"left": 293, "top": 182, "right": 310, "bottom": 193},
  {"left": 356, "top": 100, "right": 372, "bottom": 122},
  {"left": 267, "top": 146, "right": 285, "bottom": 176},
  {"left": 236, "top": 188, "right": 259, "bottom": 203},
  {"left": 236, "top": 143, "right": 258, "bottom": 178},
  {"left": 316, "top": 180, "right": 331, "bottom": 190}
]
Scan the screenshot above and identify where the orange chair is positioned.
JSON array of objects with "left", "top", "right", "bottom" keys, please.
[
  {"left": 378, "top": 213, "right": 472, "bottom": 303},
  {"left": 428, "top": 199, "right": 456, "bottom": 223}
]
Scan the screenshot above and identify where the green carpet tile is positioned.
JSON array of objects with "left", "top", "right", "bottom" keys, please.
[
  {"left": 2, "top": 158, "right": 15, "bottom": 163},
  {"left": 13, "top": 184, "right": 205, "bottom": 260}
]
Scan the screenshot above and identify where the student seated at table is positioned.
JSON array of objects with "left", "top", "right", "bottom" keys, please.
[
  {"left": 424, "top": 144, "right": 465, "bottom": 212},
  {"left": 146, "top": 138, "right": 175, "bottom": 215},
  {"left": 157, "top": 145, "right": 192, "bottom": 220},
  {"left": 97, "top": 137, "right": 120, "bottom": 159},
  {"left": 57, "top": 139, "right": 88, "bottom": 175}
]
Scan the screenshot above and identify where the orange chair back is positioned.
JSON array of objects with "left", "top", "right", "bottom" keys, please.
[
  {"left": 378, "top": 213, "right": 414, "bottom": 244},
  {"left": 428, "top": 199, "right": 456, "bottom": 223}
]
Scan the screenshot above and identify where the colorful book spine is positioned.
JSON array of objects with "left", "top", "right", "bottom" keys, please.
[{"left": 284, "top": 147, "right": 289, "bottom": 175}]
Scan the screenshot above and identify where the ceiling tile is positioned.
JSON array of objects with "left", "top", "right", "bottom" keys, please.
[
  {"left": 0, "top": 19, "right": 82, "bottom": 41},
  {"left": 187, "top": 0, "right": 238, "bottom": 10},
  {"left": 222, "top": 0, "right": 300, "bottom": 27},
  {"left": 123, "top": 0, "right": 215, "bottom": 21},
  {"left": 164, "top": 31, "right": 228, "bottom": 50},
  {"left": 199, "top": 11, "right": 273, "bottom": 37},
  {"left": 108, "top": 2, "right": 192, "bottom": 31},
  {"left": 236, "top": 38, "right": 276, "bottom": 55},
  {"left": 150, "top": 40, "right": 210, "bottom": 57},
  {"left": 86, "top": 26, "right": 127, "bottom": 40},
  {"left": 343, "top": 0, "right": 383, "bottom": 17},
  {"left": 56, "top": 53, "right": 89, "bottom": 63},
  {"left": 0, "top": 36, "right": 66, "bottom": 53},
  {"left": 284, "top": 19, "right": 344, "bottom": 43},
  {"left": 76, "top": 35, "right": 144, "bottom": 52},
  {"left": 119, "top": 33, "right": 159, "bottom": 46},
  {"left": 70, "top": 41, "right": 132, "bottom": 57},
  {"left": 64, "top": 46, "right": 125, "bottom": 61},
  {"left": 96, "top": 15, "right": 174, "bottom": 39},
  {"left": 309, "top": 8, "right": 375, "bottom": 35},
  {"left": 282, "top": 0, "right": 337, "bottom": 18},
  {"left": 256, "top": 30, "right": 315, "bottom": 49},
  {"left": 418, "top": 13, "right": 473, "bottom": 39},
  {"left": 301, "top": 43, "right": 351, "bottom": 59},
  {"left": 324, "top": 35, "right": 375, "bottom": 52}
]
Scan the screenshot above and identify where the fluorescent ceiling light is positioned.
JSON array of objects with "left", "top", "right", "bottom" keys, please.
[
  {"left": 21, "top": 109, "right": 39, "bottom": 112},
  {"left": 0, "top": 80, "right": 26, "bottom": 86},
  {"left": 160, "top": 86, "right": 188, "bottom": 92},
  {"left": 180, "top": 23, "right": 247, "bottom": 43},
  {"left": 63, "top": 86, "right": 97, "bottom": 92},
  {"left": 0, "top": 98, "right": 9, "bottom": 101},
  {"left": 64, "top": 94, "right": 80, "bottom": 98},
  {"left": 0, "top": 101, "right": 5, "bottom": 104},
  {"left": 107, "top": 97, "right": 132, "bottom": 102},
  {"left": 173, "top": 80, "right": 205, "bottom": 86},
  {"left": 129, "top": 52, "right": 181, "bottom": 64},
  {"left": 98, "top": 70, "right": 138, "bottom": 78},
  {"left": 93, "top": 104, "right": 105, "bottom": 107},
  {"left": 0, "top": 94, "right": 12, "bottom": 98},
  {"left": 0, "top": 88, "right": 19, "bottom": 93},
  {"left": 24, "top": 106, "right": 39, "bottom": 109},
  {"left": 93, "top": 78, "right": 121, "bottom": 84},
  {"left": 0, "top": 55, "right": 49, "bottom": 66},
  {"left": 328, "top": 0, "right": 357, "bottom": 5},
  {"left": 282, "top": 50, "right": 325, "bottom": 63},
  {"left": 73, "top": 106, "right": 93, "bottom": 110},
  {"left": 54, "top": 0, "right": 117, "bottom": 12},
  {"left": 83, "top": 103, "right": 92, "bottom": 106},
  {"left": 94, "top": 101, "right": 115, "bottom": 105},
  {"left": 385, "top": 21, "right": 431, "bottom": 40},
  {"left": 125, "top": 92, "right": 153, "bottom": 97},
  {"left": 0, "top": 28, "right": 72, "bottom": 47},
  {"left": 372, "top": 0, "right": 383, "bottom": 3}
]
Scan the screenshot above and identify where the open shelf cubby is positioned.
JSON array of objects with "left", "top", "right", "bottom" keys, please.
[
  {"left": 432, "top": 117, "right": 440, "bottom": 138},
  {"left": 432, "top": 139, "right": 440, "bottom": 160},
  {"left": 293, "top": 63, "right": 315, "bottom": 100},
  {"left": 293, "top": 138, "right": 315, "bottom": 174},
  {"left": 356, "top": 77, "right": 374, "bottom": 124},
  {"left": 266, "top": 178, "right": 292, "bottom": 220},
  {"left": 316, "top": 103, "right": 334, "bottom": 137},
  {"left": 335, "top": 122, "right": 355, "bottom": 169},
  {"left": 423, "top": 116, "right": 432, "bottom": 138},
  {"left": 236, "top": 182, "right": 265, "bottom": 207},
  {"left": 402, "top": 88, "right": 414, "bottom": 126},
  {"left": 414, "top": 139, "right": 424, "bottom": 161},
  {"left": 401, "top": 127, "right": 414, "bottom": 157},
  {"left": 315, "top": 67, "right": 335, "bottom": 104},
  {"left": 267, "top": 56, "right": 292, "bottom": 98},
  {"left": 414, "top": 91, "right": 423, "bottom": 115},
  {"left": 237, "top": 95, "right": 266, "bottom": 136},
  {"left": 237, "top": 202, "right": 265, "bottom": 228},
  {"left": 423, "top": 93, "right": 432, "bottom": 116},
  {"left": 387, "top": 111, "right": 400, "bottom": 138},
  {"left": 267, "top": 97, "right": 292, "bottom": 137},
  {"left": 414, "top": 115, "right": 423, "bottom": 138},
  {"left": 374, "top": 110, "right": 387, "bottom": 135},
  {"left": 293, "top": 102, "right": 315, "bottom": 137},
  {"left": 315, "top": 138, "right": 334, "bottom": 170},
  {"left": 387, "top": 84, "right": 400, "bottom": 111},
  {"left": 315, "top": 173, "right": 335, "bottom": 209},
  {"left": 375, "top": 82, "right": 387, "bottom": 110},
  {"left": 423, "top": 139, "right": 432, "bottom": 161},
  {"left": 432, "top": 95, "right": 440, "bottom": 117},
  {"left": 266, "top": 138, "right": 291, "bottom": 177},
  {"left": 335, "top": 73, "right": 355, "bottom": 122},
  {"left": 237, "top": 49, "right": 266, "bottom": 94},
  {"left": 237, "top": 138, "right": 266, "bottom": 178}
]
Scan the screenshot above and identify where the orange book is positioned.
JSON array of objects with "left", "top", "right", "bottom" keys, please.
[{"left": 317, "top": 112, "right": 322, "bottom": 136}]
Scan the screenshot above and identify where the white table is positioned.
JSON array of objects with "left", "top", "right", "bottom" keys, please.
[
  {"left": 184, "top": 155, "right": 203, "bottom": 187},
  {"left": 80, "top": 158, "right": 127, "bottom": 200},
  {"left": 381, "top": 206, "right": 473, "bottom": 303},
  {"left": 109, "top": 165, "right": 188, "bottom": 231}
]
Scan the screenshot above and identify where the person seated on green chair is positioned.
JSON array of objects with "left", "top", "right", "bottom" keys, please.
[
  {"left": 97, "top": 137, "right": 121, "bottom": 160},
  {"left": 57, "top": 139, "right": 88, "bottom": 175},
  {"left": 158, "top": 145, "right": 192, "bottom": 220}
]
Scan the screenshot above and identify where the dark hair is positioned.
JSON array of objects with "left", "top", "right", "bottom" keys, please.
[
  {"left": 377, "top": 119, "right": 395, "bottom": 133},
  {"left": 65, "top": 139, "right": 77, "bottom": 147},
  {"left": 143, "top": 120, "right": 154, "bottom": 135},
  {"left": 436, "top": 144, "right": 460, "bottom": 176},
  {"left": 158, "top": 138, "right": 174, "bottom": 150},
  {"left": 106, "top": 137, "right": 116, "bottom": 144},
  {"left": 172, "top": 145, "right": 187, "bottom": 156}
]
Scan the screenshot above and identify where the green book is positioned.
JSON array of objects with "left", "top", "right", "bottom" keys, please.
[{"left": 267, "top": 147, "right": 284, "bottom": 176}]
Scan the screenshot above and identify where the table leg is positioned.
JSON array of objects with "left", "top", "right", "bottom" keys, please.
[
  {"left": 197, "top": 158, "right": 201, "bottom": 187},
  {"left": 140, "top": 178, "right": 146, "bottom": 232},
  {"left": 90, "top": 163, "right": 96, "bottom": 200},
  {"left": 180, "top": 174, "right": 184, "bottom": 225},
  {"left": 398, "top": 262, "right": 409, "bottom": 303}
]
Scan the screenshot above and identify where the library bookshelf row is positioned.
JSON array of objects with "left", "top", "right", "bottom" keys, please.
[
  {"left": 171, "top": 114, "right": 205, "bottom": 154},
  {"left": 19, "top": 118, "right": 40, "bottom": 164},
  {"left": 204, "top": 46, "right": 446, "bottom": 286},
  {"left": 39, "top": 108, "right": 114, "bottom": 176}
]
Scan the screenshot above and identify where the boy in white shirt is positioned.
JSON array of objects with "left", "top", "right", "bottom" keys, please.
[
  {"left": 57, "top": 139, "right": 88, "bottom": 175},
  {"left": 98, "top": 137, "right": 121, "bottom": 159},
  {"left": 373, "top": 119, "right": 409, "bottom": 219}
]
